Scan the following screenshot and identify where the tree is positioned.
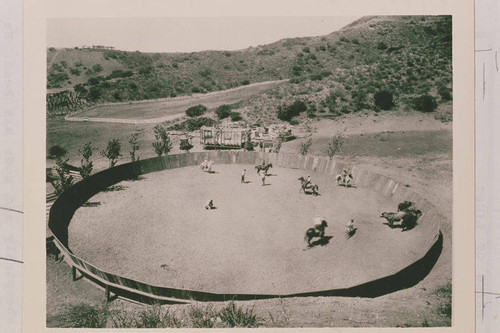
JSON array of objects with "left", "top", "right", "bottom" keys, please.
[
  {"left": 79, "top": 142, "right": 94, "bottom": 179},
  {"left": 326, "top": 134, "right": 344, "bottom": 159},
  {"left": 215, "top": 104, "right": 232, "bottom": 119},
  {"left": 100, "top": 138, "right": 122, "bottom": 167},
  {"left": 88, "top": 86, "right": 102, "bottom": 101},
  {"left": 243, "top": 131, "right": 254, "bottom": 151},
  {"left": 179, "top": 139, "right": 193, "bottom": 152},
  {"left": 48, "top": 145, "right": 67, "bottom": 160},
  {"left": 277, "top": 100, "right": 307, "bottom": 122},
  {"left": 128, "top": 133, "right": 140, "bottom": 162},
  {"left": 49, "top": 158, "right": 74, "bottom": 195},
  {"left": 152, "top": 125, "right": 173, "bottom": 157},
  {"left": 185, "top": 104, "right": 207, "bottom": 117},
  {"left": 299, "top": 137, "right": 313, "bottom": 156},
  {"left": 244, "top": 140, "right": 254, "bottom": 151}
]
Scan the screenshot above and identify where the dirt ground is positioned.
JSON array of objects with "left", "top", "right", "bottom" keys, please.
[
  {"left": 68, "top": 165, "right": 431, "bottom": 295},
  {"left": 47, "top": 111, "right": 452, "bottom": 327}
]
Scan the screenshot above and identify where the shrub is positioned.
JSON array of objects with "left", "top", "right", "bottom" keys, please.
[
  {"left": 413, "top": 94, "right": 438, "bottom": 112},
  {"left": 70, "top": 68, "right": 81, "bottom": 76},
  {"left": 351, "top": 38, "right": 360, "bottom": 44},
  {"left": 377, "top": 41, "right": 388, "bottom": 50},
  {"left": 74, "top": 84, "right": 88, "bottom": 96},
  {"left": 179, "top": 139, "right": 193, "bottom": 152},
  {"left": 199, "top": 69, "right": 212, "bottom": 78},
  {"left": 138, "top": 66, "right": 153, "bottom": 75},
  {"left": 106, "top": 70, "right": 133, "bottom": 79},
  {"left": 437, "top": 84, "right": 452, "bottom": 102},
  {"left": 216, "top": 104, "right": 232, "bottom": 119},
  {"left": 100, "top": 138, "right": 122, "bottom": 167},
  {"left": 168, "top": 117, "right": 215, "bottom": 131},
  {"left": 277, "top": 100, "right": 307, "bottom": 122},
  {"left": 241, "top": 79, "right": 250, "bottom": 85},
  {"left": 229, "top": 112, "right": 242, "bottom": 121},
  {"left": 88, "top": 86, "right": 102, "bottom": 101},
  {"left": 374, "top": 90, "right": 394, "bottom": 110},
  {"left": 218, "top": 301, "right": 259, "bottom": 328},
  {"left": 323, "top": 90, "right": 340, "bottom": 113},
  {"left": 185, "top": 104, "right": 207, "bottom": 117},
  {"left": 47, "top": 72, "right": 69, "bottom": 88},
  {"left": 291, "top": 65, "right": 303, "bottom": 76},
  {"left": 244, "top": 140, "right": 254, "bottom": 151},
  {"left": 87, "top": 77, "right": 101, "bottom": 85},
  {"left": 78, "top": 142, "right": 93, "bottom": 179},
  {"left": 306, "top": 103, "right": 316, "bottom": 118},
  {"left": 302, "top": 46, "right": 310, "bottom": 53},
  {"left": 92, "top": 64, "right": 103, "bottom": 72},
  {"left": 48, "top": 145, "right": 67, "bottom": 159}
]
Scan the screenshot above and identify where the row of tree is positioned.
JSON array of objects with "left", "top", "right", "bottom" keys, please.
[{"left": 47, "top": 125, "right": 193, "bottom": 195}]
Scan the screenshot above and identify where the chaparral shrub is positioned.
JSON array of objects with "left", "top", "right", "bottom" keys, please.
[
  {"left": 374, "top": 90, "right": 394, "bottom": 110},
  {"left": 216, "top": 104, "right": 232, "bottom": 119},
  {"left": 413, "top": 94, "right": 438, "bottom": 112},
  {"left": 185, "top": 104, "right": 207, "bottom": 117}
]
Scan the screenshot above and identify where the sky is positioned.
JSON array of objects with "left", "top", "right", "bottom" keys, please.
[{"left": 47, "top": 16, "right": 361, "bottom": 53}]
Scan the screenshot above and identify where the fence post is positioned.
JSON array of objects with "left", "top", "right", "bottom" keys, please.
[{"left": 105, "top": 285, "right": 111, "bottom": 303}]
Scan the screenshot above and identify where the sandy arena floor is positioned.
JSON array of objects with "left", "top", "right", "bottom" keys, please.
[{"left": 68, "top": 164, "right": 432, "bottom": 295}]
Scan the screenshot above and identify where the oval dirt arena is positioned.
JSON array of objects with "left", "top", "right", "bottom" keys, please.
[{"left": 68, "top": 163, "right": 434, "bottom": 295}]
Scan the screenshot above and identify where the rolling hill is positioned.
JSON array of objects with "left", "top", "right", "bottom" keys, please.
[{"left": 47, "top": 15, "right": 452, "bottom": 123}]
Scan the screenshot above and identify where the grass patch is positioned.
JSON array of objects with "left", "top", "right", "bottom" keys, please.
[
  {"left": 188, "top": 304, "right": 219, "bottom": 328},
  {"left": 133, "top": 305, "right": 182, "bottom": 328},
  {"left": 435, "top": 282, "right": 452, "bottom": 319},
  {"left": 54, "top": 303, "right": 109, "bottom": 328},
  {"left": 218, "top": 301, "right": 260, "bottom": 327}
]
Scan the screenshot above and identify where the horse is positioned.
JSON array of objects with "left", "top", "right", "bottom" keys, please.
[
  {"left": 298, "top": 177, "right": 319, "bottom": 195},
  {"left": 201, "top": 160, "right": 214, "bottom": 172},
  {"left": 380, "top": 211, "right": 407, "bottom": 227},
  {"left": 305, "top": 220, "right": 328, "bottom": 246},
  {"left": 335, "top": 173, "right": 353, "bottom": 186},
  {"left": 255, "top": 163, "right": 273, "bottom": 175}
]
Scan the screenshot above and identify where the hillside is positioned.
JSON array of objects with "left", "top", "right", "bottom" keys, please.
[{"left": 47, "top": 15, "right": 452, "bottom": 122}]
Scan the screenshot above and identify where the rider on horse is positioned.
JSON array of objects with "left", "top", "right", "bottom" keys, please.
[{"left": 304, "top": 175, "right": 312, "bottom": 188}]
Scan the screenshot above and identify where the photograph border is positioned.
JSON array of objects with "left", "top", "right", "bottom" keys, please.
[{"left": 24, "top": 0, "right": 474, "bottom": 331}]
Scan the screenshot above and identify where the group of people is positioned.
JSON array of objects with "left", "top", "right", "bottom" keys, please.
[
  {"left": 336, "top": 169, "right": 354, "bottom": 187},
  {"left": 240, "top": 168, "right": 266, "bottom": 186}
]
